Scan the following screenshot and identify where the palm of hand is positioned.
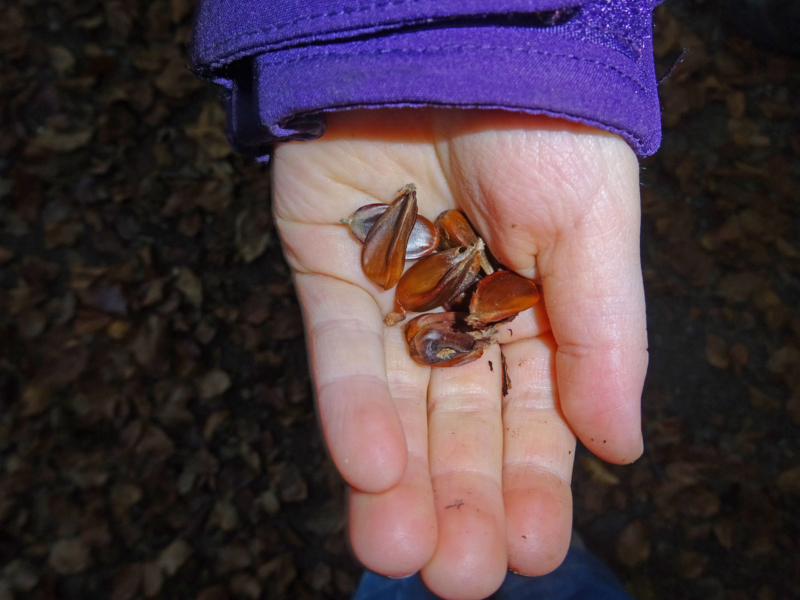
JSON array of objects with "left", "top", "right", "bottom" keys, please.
[{"left": 273, "top": 109, "right": 647, "bottom": 600}]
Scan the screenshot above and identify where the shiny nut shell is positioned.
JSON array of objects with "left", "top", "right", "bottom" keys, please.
[
  {"left": 360, "top": 184, "right": 417, "bottom": 290},
  {"left": 405, "top": 312, "right": 493, "bottom": 368},
  {"left": 395, "top": 241, "right": 484, "bottom": 313},
  {"left": 466, "top": 270, "right": 540, "bottom": 328},
  {"left": 342, "top": 203, "right": 438, "bottom": 259}
]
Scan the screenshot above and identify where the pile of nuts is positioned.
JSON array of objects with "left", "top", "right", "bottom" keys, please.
[{"left": 342, "top": 184, "right": 540, "bottom": 369}]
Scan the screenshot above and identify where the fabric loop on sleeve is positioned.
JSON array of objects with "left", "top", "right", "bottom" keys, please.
[{"left": 190, "top": 0, "right": 664, "bottom": 160}]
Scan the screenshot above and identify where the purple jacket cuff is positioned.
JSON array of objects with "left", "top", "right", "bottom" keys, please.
[{"left": 191, "top": 0, "right": 663, "bottom": 159}]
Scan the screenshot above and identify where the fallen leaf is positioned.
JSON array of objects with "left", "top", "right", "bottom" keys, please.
[
  {"left": 786, "top": 395, "right": 800, "bottom": 426},
  {"left": 157, "top": 539, "right": 192, "bottom": 577},
  {"left": 235, "top": 208, "right": 271, "bottom": 263},
  {"left": 131, "top": 315, "right": 167, "bottom": 372},
  {"left": 241, "top": 288, "right": 271, "bottom": 325},
  {"left": 25, "top": 127, "right": 94, "bottom": 155},
  {"left": 206, "top": 500, "right": 239, "bottom": 532},
  {"left": 777, "top": 466, "right": 800, "bottom": 497},
  {"left": 196, "top": 585, "right": 230, "bottom": 600},
  {"left": 135, "top": 425, "right": 175, "bottom": 460},
  {"left": 48, "top": 538, "right": 91, "bottom": 574},
  {"left": 580, "top": 456, "right": 620, "bottom": 486},
  {"left": 142, "top": 561, "right": 163, "bottom": 598},
  {"left": 175, "top": 267, "right": 203, "bottom": 308},
  {"left": 0, "top": 246, "right": 14, "bottom": 264},
  {"left": 715, "top": 272, "right": 764, "bottom": 303},
  {"left": 229, "top": 573, "right": 261, "bottom": 600},
  {"left": 105, "top": 1, "right": 134, "bottom": 38},
  {"left": 272, "top": 463, "right": 309, "bottom": 502},
  {"left": 675, "top": 550, "right": 708, "bottom": 579},
  {"left": 112, "top": 563, "right": 143, "bottom": 600},
  {"left": 705, "top": 334, "right": 729, "bottom": 369},
  {"left": 34, "top": 345, "right": 90, "bottom": 389},
  {"left": 766, "top": 346, "right": 800, "bottom": 380},
  {"left": 617, "top": 520, "right": 650, "bottom": 567},
  {"left": 748, "top": 386, "right": 781, "bottom": 411},
  {"left": 48, "top": 45, "right": 76, "bottom": 75},
  {"left": 725, "top": 90, "right": 746, "bottom": 118},
  {"left": 757, "top": 98, "right": 792, "bottom": 120},
  {"left": 307, "top": 561, "right": 332, "bottom": 591},
  {"left": 154, "top": 57, "right": 204, "bottom": 98},
  {"left": 196, "top": 369, "right": 231, "bottom": 401},
  {"left": 730, "top": 343, "right": 749, "bottom": 372},
  {"left": 254, "top": 489, "right": 281, "bottom": 516},
  {"left": 2, "top": 559, "right": 39, "bottom": 592},
  {"left": 217, "top": 543, "right": 251, "bottom": 574},
  {"left": 714, "top": 517, "right": 735, "bottom": 550},
  {"left": 185, "top": 102, "right": 232, "bottom": 159}
]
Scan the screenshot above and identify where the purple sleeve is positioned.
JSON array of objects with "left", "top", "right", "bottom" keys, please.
[{"left": 190, "top": 0, "right": 663, "bottom": 160}]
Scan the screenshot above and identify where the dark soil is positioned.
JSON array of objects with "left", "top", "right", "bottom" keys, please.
[{"left": 0, "top": 1, "right": 798, "bottom": 599}]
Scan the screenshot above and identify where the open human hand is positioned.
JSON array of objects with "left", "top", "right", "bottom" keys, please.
[{"left": 272, "top": 108, "right": 647, "bottom": 600}]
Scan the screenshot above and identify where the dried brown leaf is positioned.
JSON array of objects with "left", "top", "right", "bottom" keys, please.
[
  {"left": 157, "top": 539, "right": 193, "bottom": 577},
  {"left": 713, "top": 517, "right": 735, "bottom": 550},
  {"left": 705, "top": 334, "right": 729, "bottom": 369},
  {"left": 715, "top": 272, "right": 764, "bottom": 303},
  {"left": 217, "top": 543, "right": 252, "bottom": 574},
  {"left": 748, "top": 386, "right": 781, "bottom": 411},
  {"left": 25, "top": 127, "right": 94, "bottom": 156},
  {"left": 617, "top": 520, "right": 650, "bottom": 567},
  {"left": 580, "top": 456, "right": 620, "bottom": 486},
  {"left": 196, "top": 586, "right": 229, "bottom": 600},
  {"left": 229, "top": 573, "right": 261, "bottom": 600},
  {"left": 142, "top": 561, "right": 164, "bottom": 598},
  {"left": 675, "top": 550, "right": 708, "bottom": 579},
  {"left": 48, "top": 538, "right": 91, "bottom": 574},
  {"left": 776, "top": 466, "right": 800, "bottom": 497},
  {"left": 112, "top": 563, "right": 143, "bottom": 600},
  {"left": 197, "top": 369, "right": 231, "bottom": 401}
]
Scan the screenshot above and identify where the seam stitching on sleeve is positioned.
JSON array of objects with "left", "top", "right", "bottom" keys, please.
[
  {"left": 199, "top": 0, "right": 480, "bottom": 53},
  {"left": 197, "top": 0, "right": 597, "bottom": 57},
  {"left": 250, "top": 44, "right": 648, "bottom": 92}
]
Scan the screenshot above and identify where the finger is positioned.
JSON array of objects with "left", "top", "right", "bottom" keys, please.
[
  {"left": 349, "top": 326, "right": 437, "bottom": 577},
  {"left": 491, "top": 302, "right": 550, "bottom": 345},
  {"left": 541, "top": 149, "right": 648, "bottom": 464},
  {"left": 296, "top": 273, "right": 407, "bottom": 493},
  {"left": 421, "top": 345, "right": 507, "bottom": 600},
  {"left": 278, "top": 219, "right": 398, "bottom": 314},
  {"left": 500, "top": 334, "right": 575, "bottom": 576}
]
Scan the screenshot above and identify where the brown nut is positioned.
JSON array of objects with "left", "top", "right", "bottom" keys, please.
[
  {"left": 342, "top": 203, "right": 438, "bottom": 260},
  {"left": 395, "top": 240, "right": 484, "bottom": 312},
  {"left": 405, "top": 312, "right": 494, "bottom": 368},
  {"left": 465, "top": 270, "right": 540, "bottom": 328},
  {"left": 435, "top": 209, "right": 479, "bottom": 249},
  {"left": 360, "top": 184, "right": 418, "bottom": 290},
  {"left": 435, "top": 209, "right": 494, "bottom": 274}
]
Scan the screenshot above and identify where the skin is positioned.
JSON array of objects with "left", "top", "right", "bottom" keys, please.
[{"left": 272, "top": 108, "right": 648, "bottom": 600}]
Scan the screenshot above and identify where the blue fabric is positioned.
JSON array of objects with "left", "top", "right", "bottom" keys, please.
[
  {"left": 190, "top": 0, "right": 664, "bottom": 160},
  {"left": 353, "top": 546, "right": 635, "bottom": 600}
]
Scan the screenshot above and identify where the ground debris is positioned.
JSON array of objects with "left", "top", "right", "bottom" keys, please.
[{"left": 0, "top": 1, "right": 797, "bottom": 599}]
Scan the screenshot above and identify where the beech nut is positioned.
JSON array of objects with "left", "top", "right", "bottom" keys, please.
[
  {"left": 360, "top": 184, "right": 418, "bottom": 290},
  {"left": 466, "top": 270, "right": 540, "bottom": 328},
  {"left": 343, "top": 184, "right": 544, "bottom": 371},
  {"left": 405, "top": 312, "right": 495, "bottom": 368},
  {"left": 342, "top": 203, "right": 438, "bottom": 260},
  {"left": 395, "top": 241, "right": 484, "bottom": 313}
]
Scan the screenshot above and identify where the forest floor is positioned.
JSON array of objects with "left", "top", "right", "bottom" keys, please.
[{"left": 0, "top": 1, "right": 798, "bottom": 599}]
